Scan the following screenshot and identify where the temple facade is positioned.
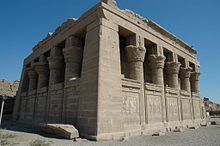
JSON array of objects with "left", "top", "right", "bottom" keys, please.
[{"left": 13, "top": 0, "right": 207, "bottom": 140}]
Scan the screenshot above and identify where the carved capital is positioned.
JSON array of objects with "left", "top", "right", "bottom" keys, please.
[
  {"left": 166, "top": 62, "right": 181, "bottom": 74},
  {"left": 125, "top": 45, "right": 146, "bottom": 63},
  {"left": 191, "top": 72, "right": 200, "bottom": 81},
  {"left": 34, "top": 63, "right": 49, "bottom": 74},
  {"left": 26, "top": 67, "right": 37, "bottom": 79},
  {"left": 47, "top": 56, "right": 64, "bottom": 70},
  {"left": 63, "top": 46, "right": 83, "bottom": 63},
  {"left": 180, "top": 67, "right": 192, "bottom": 78},
  {"left": 148, "top": 54, "right": 166, "bottom": 69}
]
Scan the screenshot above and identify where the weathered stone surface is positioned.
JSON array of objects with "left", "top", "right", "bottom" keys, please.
[
  {"left": 204, "top": 97, "right": 220, "bottom": 116},
  {"left": 0, "top": 79, "right": 19, "bottom": 97},
  {"left": 173, "top": 127, "right": 184, "bottom": 132},
  {"left": 13, "top": 0, "right": 208, "bottom": 141},
  {"left": 40, "top": 124, "right": 79, "bottom": 139},
  {"left": 152, "top": 131, "right": 165, "bottom": 136}
]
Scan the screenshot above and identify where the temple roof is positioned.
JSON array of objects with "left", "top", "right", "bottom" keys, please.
[{"left": 32, "top": 0, "right": 196, "bottom": 54}]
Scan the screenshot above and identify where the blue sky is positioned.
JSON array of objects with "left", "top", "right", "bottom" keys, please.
[{"left": 0, "top": 0, "right": 219, "bottom": 103}]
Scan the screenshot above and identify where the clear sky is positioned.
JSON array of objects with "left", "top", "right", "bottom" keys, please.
[{"left": 0, "top": 0, "right": 219, "bottom": 103}]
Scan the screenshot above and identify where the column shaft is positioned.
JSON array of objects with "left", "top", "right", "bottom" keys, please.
[
  {"left": 166, "top": 62, "right": 181, "bottom": 88},
  {"left": 191, "top": 72, "right": 200, "bottom": 93},
  {"left": 63, "top": 46, "right": 83, "bottom": 82},
  {"left": 35, "top": 63, "right": 49, "bottom": 89},
  {"left": 125, "top": 45, "right": 146, "bottom": 82},
  {"left": 48, "top": 56, "right": 64, "bottom": 85},
  {"left": 180, "top": 67, "right": 192, "bottom": 92},
  {"left": 26, "top": 68, "right": 38, "bottom": 91},
  {"left": 148, "top": 55, "right": 166, "bottom": 85}
]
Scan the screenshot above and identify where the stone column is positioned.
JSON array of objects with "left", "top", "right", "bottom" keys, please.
[
  {"left": 190, "top": 72, "right": 200, "bottom": 93},
  {"left": 35, "top": 56, "right": 49, "bottom": 89},
  {"left": 148, "top": 54, "right": 167, "bottom": 123},
  {"left": 166, "top": 62, "right": 181, "bottom": 88},
  {"left": 26, "top": 66, "right": 38, "bottom": 91},
  {"left": 63, "top": 45, "right": 83, "bottom": 83},
  {"left": 148, "top": 55, "right": 166, "bottom": 85},
  {"left": 47, "top": 47, "right": 64, "bottom": 85},
  {"left": 125, "top": 34, "right": 146, "bottom": 126},
  {"left": 180, "top": 67, "right": 192, "bottom": 92},
  {"left": 125, "top": 45, "right": 146, "bottom": 81},
  {"left": 62, "top": 37, "right": 83, "bottom": 123}
]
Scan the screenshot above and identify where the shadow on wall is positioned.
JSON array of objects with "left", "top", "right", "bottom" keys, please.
[{"left": 0, "top": 96, "right": 15, "bottom": 119}]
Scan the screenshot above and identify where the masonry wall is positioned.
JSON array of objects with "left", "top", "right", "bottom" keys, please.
[{"left": 13, "top": 0, "right": 207, "bottom": 141}]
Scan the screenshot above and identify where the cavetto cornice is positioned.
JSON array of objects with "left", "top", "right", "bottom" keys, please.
[{"left": 30, "top": 0, "right": 196, "bottom": 60}]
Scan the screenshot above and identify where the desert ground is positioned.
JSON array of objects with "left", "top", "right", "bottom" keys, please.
[{"left": 0, "top": 118, "right": 220, "bottom": 146}]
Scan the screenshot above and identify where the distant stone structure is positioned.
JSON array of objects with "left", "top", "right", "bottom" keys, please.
[
  {"left": 204, "top": 97, "right": 220, "bottom": 116},
  {"left": 13, "top": 0, "right": 207, "bottom": 140},
  {"left": 0, "top": 80, "right": 19, "bottom": 97}
]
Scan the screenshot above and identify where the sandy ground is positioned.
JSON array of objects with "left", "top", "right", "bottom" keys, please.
[{"left": 1, "top": 118, "right": 220, "bottom": 146}]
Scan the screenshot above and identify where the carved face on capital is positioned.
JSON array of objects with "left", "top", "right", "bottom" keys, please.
[
  {"left": 125, "top": 45, "right": 146, "bottom": 62},
  {"left": 148, "top": 54, "right": 166, "bottom": 69}
]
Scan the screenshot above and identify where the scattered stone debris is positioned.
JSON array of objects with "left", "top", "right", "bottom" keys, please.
[
  {"left": 120, "top": 136, "right": 129, "bottom": 142},
  {"left": 189, "top": 126, "right": 198, "bottom": 129},
  {"left": 152, "top": 131, "right": 165, "bottom": 136},
  {"left": 173, "top": 127, "right": 184, "bottom": 132}
]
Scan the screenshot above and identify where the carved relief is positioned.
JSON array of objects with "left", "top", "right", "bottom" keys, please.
[
  {"left": 166, "top": 62, "right": 181, "bottom": 74},
  {"left": 191, "top": 72, "right": 200, "bottom": 81},
  {"left": 182, "top": 99, "right": 191, "bottom": 120},
  {"left": 122, "top": 92, "right": 139, "bottom": 114},
  {"left": 180, "top": 67, "right": 192, "bottom": 79},
  {"left": 125, "top": 45, "right": 146, "bottom": 62},
  {"left": 167, "top": 98, "right": 178, "bottom": 121},
  {"left": 193, "top": 100, "right": 201, "bottom": 119},
  {"left": 148, "top": 54, "right": 166, "bottom": 69},
  {"left": 148, "top": 95, "right": 162, "bottom": 122}
]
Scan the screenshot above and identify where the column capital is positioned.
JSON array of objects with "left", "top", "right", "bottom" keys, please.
[
  {"left": 63, "top": 46, "right": 83, "bottom": 63},
  {"left": 34, "top": 63, "right": 49, "bottom": 74},
  {"left": 148, "top": 54, "right": 166, "bottom": 69},
  {"left": 166, "top": 62, "right": 181, "bottom": 74},
  {"left": 26, "top": 67, "right": 37, "bottom": 79},
  {"left": 125, "top": 45, "right": 146, "bottom": 62},
  {"left": 47, "top": 56, "right": 63, "bottom": 70},
  {"left": 180, "top": 67, "right": 192, "bottom": 78},
  {"left": 191, "top": 72, "right": 200, "bottom": 81}
]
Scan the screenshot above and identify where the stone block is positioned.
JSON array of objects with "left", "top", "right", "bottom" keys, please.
[
  {"left": 40, "top": 124, "right": 79, "bottom": 139},
  {"left": 173, "top": 127, "right": 184, "bottom": 132},
  {"left": 152, "top": 131, "right": 165, "bottom": 136}
]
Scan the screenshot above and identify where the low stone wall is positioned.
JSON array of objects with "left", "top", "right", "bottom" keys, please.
[
  {"left": 145, "top": 83, "right": 163, "bottom": 124},
  {"left": 35, "top": 87, "right": 48, "bottom": 122},
  {"left": 122, "top": 78, "right": 141, "bottom": 132},
  {"left": 19, "top": 92, "right": 27, "bottom": 120},
  {"left": 64, "top": 79, "right": 80, "bottom": 125},
  {"left": 180, "top": 90, "right": 192, "bottom": 121},
  {"left": 165, "top": 87, "right": 179, "bottom": 122},
  {"left": 47, "top": 83, "right": 64, "bottom": 123},
  {"left": 26, "top": 90, "right": 37, "bottom": 121}
]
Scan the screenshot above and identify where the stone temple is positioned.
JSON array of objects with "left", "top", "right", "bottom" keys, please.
[{"left": 13, "top": 0, "right": 207, "bottom": 140}]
